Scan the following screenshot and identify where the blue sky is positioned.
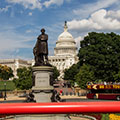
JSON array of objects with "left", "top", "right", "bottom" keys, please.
[{"left": 0, "top": 0, "right": 120, "bottom": 60}]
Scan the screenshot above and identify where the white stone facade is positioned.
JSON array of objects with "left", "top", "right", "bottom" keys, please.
[
  {"left": 0, "top": 59, "right": 31, "bottom": 78},
  {"left": 49, "top": 55, "right": 78, "bottom": 80}
]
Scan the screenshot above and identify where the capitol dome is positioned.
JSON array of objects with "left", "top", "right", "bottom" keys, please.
[{"left": 54, "top": 21, "right": 77, "bottom": 56}]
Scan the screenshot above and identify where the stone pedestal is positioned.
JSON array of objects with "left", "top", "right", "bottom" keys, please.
[
  {"left": 16, "top": 66, "right": 70, "bottom": 120},
  {"left": 32, "top": 66, "right": 54, "bottom": 102}
]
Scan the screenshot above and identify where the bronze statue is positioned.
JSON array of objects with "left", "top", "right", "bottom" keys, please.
[{"left": 33, "top": 28, "right": 49, "bottom": 66}]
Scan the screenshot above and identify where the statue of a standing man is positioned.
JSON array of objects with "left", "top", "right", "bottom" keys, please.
[{"left": 33, "top": 28, "right": 49, "bottom": 66}]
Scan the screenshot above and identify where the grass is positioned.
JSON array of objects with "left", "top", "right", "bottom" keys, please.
[{"left": 0, "top": 81, "right": 16, "bottom": 91}]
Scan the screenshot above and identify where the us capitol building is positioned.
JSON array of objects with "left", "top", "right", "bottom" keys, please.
[
  {"left": 48, "top": 21, "right": 78, "bottom": 80},
  {"left": 0, "top": 22, "right": 78, "bottom": 80}
]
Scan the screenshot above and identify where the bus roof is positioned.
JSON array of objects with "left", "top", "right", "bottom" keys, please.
[{"left": 87, "top": 84, "right": 120, "bottom": 90}]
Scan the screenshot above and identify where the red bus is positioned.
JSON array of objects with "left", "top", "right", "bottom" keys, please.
[{"left": 87, "top": 84, "right": 120, "bottom": 100}]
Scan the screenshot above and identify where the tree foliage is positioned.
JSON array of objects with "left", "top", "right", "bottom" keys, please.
[
  {"left": 64, "top": 32, "right": 120, "bottom": 88},
  {"left": 53, "top": 66, "right": 60, "bottom": 80},
  {"left": 78, "top": 32, "right": 120, "bottom": 82},
  {"left": 64, "top": 64, "right": 80, "bottom": 85},
  {"left": 75, "top": 64, "right": 95, "bottom": 89},
  {"left": 0, "top": 64, "right": 14, "bottom": 80},
  {"left": 13, "top": 67, "right": 32, "bottom": 90}
]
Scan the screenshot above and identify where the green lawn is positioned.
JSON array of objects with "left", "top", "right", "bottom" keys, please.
[{"left": 0, "top": 81, "right": 16, "bottom": 91}]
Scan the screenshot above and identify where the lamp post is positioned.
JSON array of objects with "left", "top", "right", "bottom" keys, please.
[{"left": 4, "top": 80, "right": 7, "bottom": 100}]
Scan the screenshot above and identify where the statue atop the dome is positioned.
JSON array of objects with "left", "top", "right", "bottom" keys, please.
[
  {"left": 64, "top": 21, "right": 68, "bottom": 32},
  {"left": 33, "top": 28, "right": 49, "bottom": 66}
]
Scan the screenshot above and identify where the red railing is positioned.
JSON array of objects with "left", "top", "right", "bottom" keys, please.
[{"left": 0, "top": 102, "right": 120, "bottom": 114}]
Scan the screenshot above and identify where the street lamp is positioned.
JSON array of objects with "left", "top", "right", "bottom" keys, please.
[{"left": 4, "top": 80, "right": 7, "bottom": 100}]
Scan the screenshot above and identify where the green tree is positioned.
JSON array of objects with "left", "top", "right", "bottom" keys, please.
[
  {"left": 53, "top": 66, "right": 60, "bottom": 80},
  {"left": 113, "top": 71, "right": 120, "bottom": 82},
  {"left": 75, "top": 64, "right": 95, "bottom": 89},
  {"left": 0, "top": 64, "right": 14, "bottom": 80},
  {"left": 78, "top": 32, "right": 120, "bottom": 82},
  {"left": 13, "top": 67, "right": 32, "bottom": 90},
  {"left": 64, "top": 64, "right": 80, "bottom": 85}
]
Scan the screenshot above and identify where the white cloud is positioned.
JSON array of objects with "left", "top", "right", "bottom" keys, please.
[
  {"left": 68, "top": 9, "right": 120, "bottom": 32},
  {"left": 26, "top": 29, "right": 32, "bottom": 33},
  {"left": 0, "top": 5, "right": 11, "bottom": 12},
  {"left": 7, "top": 0, "right": 42, "bottom": 10},
  {"left": 0, "top": 29, "right": 34, "bottom": 59},
  {"left": 43, "top": 0, "right": 64, "bottom": 8},
  {"left": 106, "top": 10, "right": 120, "bottom": 20},
  {"left": 6, "top": 0, "right": 71, "bottom": 10},
  {"left": 0, "top": 31, "right": 32, "bottom": 51},
  {"left": 73, "top": 0, "right": 119, "bottom": 18},
  {"left": 75, "top": 36, "right": 83, "bottom": 48},
  {"left": 28, "top": 12, "right": 32, "bottom": 16}
]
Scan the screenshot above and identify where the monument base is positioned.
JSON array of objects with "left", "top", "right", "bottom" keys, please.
[
  {"left": 32, "top": 66, "right": 54, "bottom": 102},
  {"left": 15, "top": 66, "right": 70, "bottom": 120}
]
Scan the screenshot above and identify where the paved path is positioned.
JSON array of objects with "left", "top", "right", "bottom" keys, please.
[
  {"left": 60, "top": 95, "right": 86, "bottom": 99},
  {"left": 70, "top": 116, "right": 91, "bottom": 120},
  {"left": 0, "top": 95, "right": 86, "bottom": 101},
  {"left": 0, "top": 96, "right": 26, "bottom": 101}
]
